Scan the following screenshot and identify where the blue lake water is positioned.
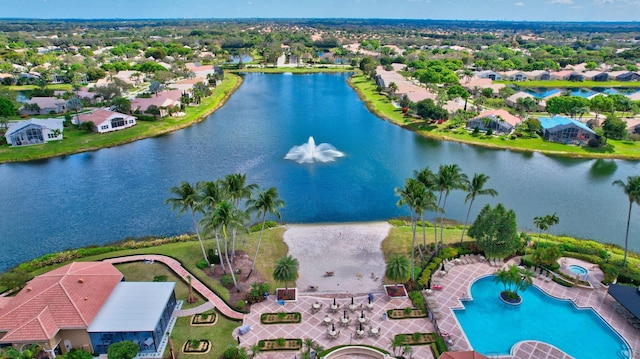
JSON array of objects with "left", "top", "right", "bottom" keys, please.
[
  {"left": 0, "top": 73, "right": 640, "bottom": 271},
  {"left": 454, "top": 276, "right": 629, "bottom": 358}
]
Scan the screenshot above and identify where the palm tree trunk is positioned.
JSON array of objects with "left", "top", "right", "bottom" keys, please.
[
  {"left": 231, "top": 227, "right": 237, "bottom": 262},
  {"left": 434, "top": 191, "right": 443, "bottom": 254},
  {"left": 191, "top": 210, "right": 210, "bottom": 266},
  {"left": 623, "top": 201, "right": 632, "bottom": 267},
  {"left": 421, "top": 212, "right": 427, "bottom": 254},
  {"left": 246, "top": 212, "right": 266, "bottom": 279},
  {"left": 223, "top": 231, "right": 239, "bottom": 291},
  {"left": 440, "top": 194, "right": 449, "bottom": 248},
  {"left": 410, "top": 210, "right": 417, "bottom": 280},
  {"left": 460, "top": 198, "right": 474, "bottom": 244},
  {"left": 214, "top": 231, "right": 227, "bottom": 274}
]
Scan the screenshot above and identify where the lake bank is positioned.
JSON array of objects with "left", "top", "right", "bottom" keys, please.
[
  {"left": 347, "top": 74, "right": 640, "bottom": 160},
  {"left": 0, "top": 73, "right": 242, "bottom": 163}
]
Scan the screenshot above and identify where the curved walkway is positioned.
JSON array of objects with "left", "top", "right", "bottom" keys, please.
[{"left": 103, "top": 254, "right": 244, "bottom": 320}]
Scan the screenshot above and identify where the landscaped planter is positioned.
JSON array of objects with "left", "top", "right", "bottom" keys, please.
[
  {"left": 191, "top": 311, "right": 217, "bottom": 326},
  {"left": 182, "top": 340, "right": 211, "bottom": 354},
  {"left": 384, "top": 284, "right": 408, "bottom": 298},
  {"left": 258, "top": 338, "right": 302, "bottom": 351},
  {"left": 395, "top": 333, "right": 436, "bottom": 346},
  {"left": 275, "top": 288, "right": 298, "bottom": 302},
  {"left": 499, "top": 291, "right": 522, "bottom": 306},
  {"left": 387, "top": 308, "right": 428, "bottom": 319},
  {"left": 260, "top": 312, "right": 302, "bottom": 324}
]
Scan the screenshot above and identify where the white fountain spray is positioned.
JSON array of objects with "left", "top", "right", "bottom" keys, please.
[{"left": 284, "top": 136, "right": 345, "bottom": 164}]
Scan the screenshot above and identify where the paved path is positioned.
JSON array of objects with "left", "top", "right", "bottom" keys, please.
[
  {"left": 173, "top": 302, "right": 215, "bottom": 317},
  {"left": 104, "top": 254, "right": 244, "bottom": 320}
]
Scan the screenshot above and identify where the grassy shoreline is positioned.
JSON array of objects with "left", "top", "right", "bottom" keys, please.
[
  {"left": 0, "top": 73, "right": 242, "bottom": 163},
  {"left": 347, "top": 74, "right": 640, "bottom": 160}
]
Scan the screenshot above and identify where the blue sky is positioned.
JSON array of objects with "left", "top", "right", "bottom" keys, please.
[{"left": 2, "top": 0, "right": 639, "bottom": 22}]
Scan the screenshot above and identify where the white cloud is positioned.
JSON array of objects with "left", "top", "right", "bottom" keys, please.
[
  {"left": 550, "top": 0, "right": 574, "bottom": 3},
  {"left": 593, "top": 0, "right": 614, "bottom": 4},
  {"left": 514, "top": 1, "right": 525, "bottom": 5}
]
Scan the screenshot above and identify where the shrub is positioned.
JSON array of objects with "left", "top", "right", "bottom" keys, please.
[
  {"left": 107, "top": 341, "right": 139, "bottom": 359},
  {"left": 434, "top": 335, "right": 447, "bottom": 353},
  {"left": 236, "top": 300, "right": 246, "bottom": 310},
  {"left": 486, "top": 128, "right": 493, "bottom": 136},
  {"left": 473, "top": 127, "right": 480, "bottom": 134},
  {"left": 588, "top": 138, "right": 602, "bottom": 147},
  {"left": 196, "top": 259, "right": 209, "bottom": 269},
  {"left": 207, "top": 248, "right": 220, "bottom": 265},
  {"left": 408, "top": 290, "right": 426, "bottom": 312},
  {"left": 220, "top": 274, "right": 234, "bottom": 287},
  {"left": 438, "top": 246, "right": 458, "bottom": 260},
  {"left": 153, "top": 275, "right": 168, "bottom": 282},
  {"left": 64, "top": 349, "right": 93, "bottom": 359},
  {"left": 136, "top": 114, "right": 157, "bottom": 122},
  {"left": 600, "top": 263, "right": 619, "bottom": 285},
  {"left": 418, "top": 269, "right": 431, "bottom": 288},
  {"left": 552, "top": 276, "right": 573, "bottom": 287}
]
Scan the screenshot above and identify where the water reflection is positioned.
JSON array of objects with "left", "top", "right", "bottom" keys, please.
[{"left": 590, "top": 159, "right": 618, "bottom": 178}]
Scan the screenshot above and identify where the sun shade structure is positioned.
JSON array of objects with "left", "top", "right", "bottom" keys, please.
[{"left": 608, "top": 284, "right": 640, "bottom": 319}]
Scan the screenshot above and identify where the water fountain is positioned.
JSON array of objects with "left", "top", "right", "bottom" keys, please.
[{"left": 284, "top": 136, "right": 344, "bottom": 164}]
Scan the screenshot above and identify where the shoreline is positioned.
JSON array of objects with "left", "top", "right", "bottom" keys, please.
[
  {"left": 346, "top": 74, "right": 640, "bottom": 161},
  {"left": 0, "top": 73, "right": 243, "bottom": 164}
]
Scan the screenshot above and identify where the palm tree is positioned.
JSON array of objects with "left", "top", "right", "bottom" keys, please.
[
  {"left": 166, "top": 182, "right": 209, "bottom": 266},
  {"left": 435, "top": 164, "right": 468, "bottom": 250},
  {"left": 273, "top": 255, "right": 299, "bottom": 290},
  {"left": 460, "top": 173, "right": 498, "bottom": 243},
  {"left": 223, "top": 173, "right": 258, "bottom": 261},
  {"left": 202, "top": 200, "right": 248, "bottom": 291},
  {"left": 414, "top": 167, "right": 437, "bottom": 249},
  {"left": 389, "top": 334, "right": 406, "bottom": 356},
  {"left": 250, "top": 344, "right": 261, "bottom": 358},
  {"left": 246, "top": 187, "right": 285, "bottom": 279},
  {"left": 544, "top": 212, "right": 559, "bottom": 238},
  {"left": 612, "top": 176, "right": 640, "bottom": 267},
  {"left": 197, "top": 180, "right": 228, "bottom": 273},
  {"left": 533, "top": 215, "right": 549, "bottom": 240},
  {"left": 385, "top": 254, "right": 410, "bottom": 284},
  {"left": 395, "top": 178, "right": 427, "bottom": 280}
]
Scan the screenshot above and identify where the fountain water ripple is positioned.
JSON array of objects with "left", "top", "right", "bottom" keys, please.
[{"left": 284, "top": 136, "right": 345, "bottom": 164}]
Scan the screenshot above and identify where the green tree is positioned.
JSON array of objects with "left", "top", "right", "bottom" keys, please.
[
  {"left": 460, "top": 173, "right": 498, "bottom": 243},
  {"left": 543, "top": 212, "right": 559, "bottom": 237},
  {"left": 533, "top": 215, "right": 549, "bottom": 239},
  {"left": 273, "top": 255, "right": 299, "bottom": 289},
  {"left": 602, "top": 115, "right": 627, "bottom": 141},
  {"left": 0, "top": 97, "right": 17, "bottom": 117},
  {"left": 447, "top": 85, "right": 470, "bottom": 111},
  {"left": 63, "top": 349, "right": 93, "bottom": 359},
  {"left": 396, "top": 178, "right": 432, "bottom": 279},
  {"left": 149, "top": 81, "right": 163, "bottom": 96},
  {"left": 165, "top": 182, "right": 209, "bottom": 266},
  {"left": 516, "top": 97, "right": 538, "bottom": 119},
  {"left": 385, "top": 254, "right": 410, "bottom": 284},
  {"left": 590, "top": 94, "right": 614, "bottom": 121},
  {"left": 531, "top": 245, "right": 562, "bottom": 268},
  {"left": 111, "top": 97, "right": 131, "bottom": 114},
  {"left": 415, "top": 99, "right": 448, "bottom": 121},
  {"left": 494, "top": 265, "right": 534, "bottom": 301},
  {"left": 468, "top": 203, "right": 520, "bottom": 257},
  {"left": 245, "top": 187, "right": 284, "bottom": 279},
  {"left": 612, "top": 176, "right": 640, "bottom": 267},
  {"left": 107, "top": 341, "right": 139, "bottom": 359},
  {"left": 0, "top": 268, "right": 33, "bottom": 291},
  {"left": 67, "top": 97, "right": 83, "bottom": 121},
  {"left": 413, "top": 166, "right": 437, "bottom": 249},
  {"left": 223, "top": 173, "right": 257, "bottom": 261},
  {"left": 434, "top": 164, "right": 468, "bottom": 250}
]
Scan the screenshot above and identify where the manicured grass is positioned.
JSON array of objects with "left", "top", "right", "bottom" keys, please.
[
  {"left": 348, "top": 74, "right": 640, "bottom": 160},
  {"left": 114, "top": 262, "right": 206, "bottom": 309},
  {"left": 495, "top": 80, "right": 640, "bottom": 88},
  {"left": 6, "top": 84, "right": 73, "bottom": 91},
  {"left": 382, "top": 224, "right": 465, "bottom": 260},
  {"left": 169, "top": 312, "right": 241, "bottom": 359},
  {"left": 0, "top": 74, "right": 241, "bottom": 163}
]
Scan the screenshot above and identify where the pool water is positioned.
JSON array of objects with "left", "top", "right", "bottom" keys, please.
[
  {"left": 454, "top": 276, "right": 629, "bottom": 358},
  {"left": 569, "top": 265, "right": 588, "bottom": 276}
]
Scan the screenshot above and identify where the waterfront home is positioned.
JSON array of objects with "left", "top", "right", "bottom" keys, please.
[
  {"left": 475, "top": 70, "right": 502, "bottom": 81},
  {"left": 20, "top": 97, "right": 67, "bottom": 115},
  {"left": 463, "top": 78, "right": 505, "bottom": 98},
  {"left": 539, "top": 115, "right": 596, "bottom": 145},
  {"left": 552, "top": 70, "right": 584, "bottom": 82},
  {"left": 505, "top": 91, "right": 546, "bottom": 111},
  {"left": 169, "top": 77, "right": 206, "bottom": 93},
  {"left": 131, "top": 90, "right": 182, "bottom": 117},
  {"left": 4, "top": 118, "right": 63, "bottom": 146},
  {"left": 582, "top": 71, "right": 609, "bottom": 82},
  {"left": 0, "top": 262, "right": 176, "bottom": 357},
  {"left": 76, "top": 109, "right": 137, "bottom": 133},
  {"left": 466, "top": 109, "right": 521, "bottom": 134},
  {"left": 608, "top": 71, "right": 640, "bottom": 82},
  {"left": 501, "top": 70, "right": 529, "bottom": 82}
]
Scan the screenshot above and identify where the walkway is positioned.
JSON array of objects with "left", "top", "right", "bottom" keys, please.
[
  {"left": 104, "top": 255, "right": 244, "bottom": 320},
  {"left": 429, "top": 257, "right": 639, "bottom": 359},
  {"left": 172, "top": 302, "right": 215, "bottom": 317},
  {"left": 238, "top": 293, "right": 436, "bottom": 359}
]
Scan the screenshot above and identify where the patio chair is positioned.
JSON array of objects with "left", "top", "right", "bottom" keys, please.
[{"left": 544, "top": 272, "right": 552, "bottom": 282}]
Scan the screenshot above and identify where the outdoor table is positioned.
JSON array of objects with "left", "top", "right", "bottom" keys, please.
[
  {"left": 313, "top": 303, "right": 321, "bottom": 309},
  {"left": 323, "top": 317, "right": 332, "bottom": 325},
  {"left": 340, "top": 317, "right": 349, "bottom": 326},
  {"left": 348, "top": 304, "right": 357, "bottom": 311},
  {"left": 370, "top": 328, "right": 379, "bottom": 337},
  {"left": 358, "top": 317, "right": 367, "bottom": 324},
  {"left": 356, "top": 330, "right": 365, "bottom": 337},
  {"left": 425, "top": 289, "right": 433, "bottom": 296}
]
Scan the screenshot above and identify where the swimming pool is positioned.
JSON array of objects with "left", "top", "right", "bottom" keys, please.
[{"left": 454, "top": 276, "right": 630, "bottom": 358}]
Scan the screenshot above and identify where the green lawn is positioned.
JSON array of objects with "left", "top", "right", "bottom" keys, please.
[
  {"left": 169, "top": 313, "right": 241, "bottom": 359},
  {"left": 0, "top": 74, "right": 241, "bottom": 163},
  {"left": 495, "top": 80, "right": 640, "bottom": 88},
  {"left": 6, "top": 84, "right": 73, "bottom": 91}
]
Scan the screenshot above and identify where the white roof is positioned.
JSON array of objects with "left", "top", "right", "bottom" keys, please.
[
  {"left": 87, "top": 282, "right": 175, "bottom": 332},
  {"left": 6, "top": 118, "right": 63, "bottom": 136}
]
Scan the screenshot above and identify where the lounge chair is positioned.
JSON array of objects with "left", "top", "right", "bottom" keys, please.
[{"left": 544, "top": 272, "right": 552, "bottom": 282}]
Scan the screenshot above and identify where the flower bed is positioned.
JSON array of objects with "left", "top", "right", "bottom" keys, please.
[
  {"left": 260, "top": 312, "right": 302, "bottom": 324},
  {"left": 394, "top": 333, "right": 436, "bottom": 346},
  {"left": 257, "top": 338, "right": 302, "bottom": 351},
  {"left": 182, "top": 340, "right": 211, "bottom": 354},
  {"left": 275, "top": 288, "right": 298, "bottom": 302},
  {"left": 387, "top": 308, "right": 427, "bottom": 319},
  {"left": 383, "top": 284, "right": 408, "bottom": 298},
  {"left": 191, "top": 311, "right": 217, "bottom": 326}
]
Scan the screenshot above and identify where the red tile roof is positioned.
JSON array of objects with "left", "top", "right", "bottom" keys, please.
[
  {"left": 0, "top": 262, "right": 123, "bottom": 343},
  {"left": 77, "top": 109, "right": 134, "bottom": 127},
  {"left": 473, "top": 109, "right": 521, "bottom": 127}
]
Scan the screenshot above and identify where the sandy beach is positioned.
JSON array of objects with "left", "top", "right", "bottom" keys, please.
[{"left": 283, "top": 222, "right": 392, "bottom": 296}]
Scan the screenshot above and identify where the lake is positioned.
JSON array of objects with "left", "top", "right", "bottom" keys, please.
[{"left": 0, "top": 72, "right": 639, "bottom": 271}]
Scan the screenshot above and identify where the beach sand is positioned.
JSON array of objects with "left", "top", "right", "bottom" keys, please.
[{"left": 283, "top": 221, "right": 392, "bottom": 296}]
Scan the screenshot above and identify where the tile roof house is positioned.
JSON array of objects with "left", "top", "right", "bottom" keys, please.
[
  {"left": 466, "top": 109, "right": 522, "bottom": 134},
  {"left": 539, "top": 115, "right": 596, "bottom": 145},
  {"left": 505, "top": 91, "right": 546, "bottom": 111},
  {"left": 131, "top": 90, "right": 182, "bottom": 117},
  {"left": 76, "top": 109, "right": 137, "bottom": 134},
  {"left": 0, "top": 262, "right": 177, "bottom": 357},
  {"left": 20, "top": 97, "right": 67, "bottom": 115},
  {"left": 4, "top": 118, "right": 64, "bottom": 147},
  {"left": 169, "top": 77, "right": 206, "bottom": 93},
  {"left": 582, "top": 71, "right": 609, "bottom": 82},
  {"left": 474, "top": 70, "right": 502, "bottom": 81}
]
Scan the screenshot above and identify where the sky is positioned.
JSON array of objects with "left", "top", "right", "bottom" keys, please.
[{"left": 2, "top": 0, "right": 640, "bottom": 22}]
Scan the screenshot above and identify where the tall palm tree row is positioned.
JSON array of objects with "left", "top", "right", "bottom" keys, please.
[
  {"left": 460, "top": 173, "right": 498, "bottom": 243},
  {"left": 612, "top": 175, "right": 640, "bottom": 267},
  {"left": 434, "top": 164, "right": 468, "bottom": 251},
  {"left": 245, "top": 187, "right": 285, "bottom": 279},
  {"left": 165, "top": 182, "right": 209, "bottom": 266},
  {"left": 223, "top": 173, "right": 258, "bottom": 261},
  {"left": 395, "top": 178, "right": 429, "bottom": 280}
]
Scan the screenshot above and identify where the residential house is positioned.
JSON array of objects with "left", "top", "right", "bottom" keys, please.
[
  {"left": 4, "top": 118, "right": 64, "bottom": 146},
  {"left": 552, "top": 70, "right": 583, "bottom": 81},
  {"left": 76, "top": 109, "right": 137, "bottom": 133},
  {"left": 539, "top": 115, "right": 596, "bottom": 145},
  {"left": 525, "top": 70, "right": 551, "bottom": 80},
  {"left": 582, "top": 71, "right": 608, "bottom": 82},
  {"left": 0, "top": 262, "right": 177, "bottom": 357},
  {"left": 502, "top": 70, "right": 528, "bottom": 82},
  {"left": 475, "top": 70, "right": 502, "bottom": 81},
  {"left": 505, "top": 91, "right": 546, "bottom": 111},
  {"left": 185, "top": 62, "right": 224, "bottom": 78},
  {"left": 608, "top": 71, "right": 640, "bottom": 82},
  {"left": 463, "top": 78, "right": 505, "bottom": 98},
  {"left": 466, "top": 109, "right": 522, "bottom": 134},
  {"left": 131, "top": 90, "right": 182, "bottom": 117},
  {"left": 375, "top": 64, "right": 437, "bottom": 103},
  {"left": 20, "top": 97, "right": 67, "bottom": 115},
  {"left": 115, "top": 71, "right": 144, "bottom": 86},
  {"left": 625, "top": 118, "right": 640, "bottom": 134},
  {"left": 169, "top": 77, "right": 206, "bottom": 93}
]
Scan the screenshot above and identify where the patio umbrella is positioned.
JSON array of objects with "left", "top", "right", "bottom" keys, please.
[
  {"left": 333, "top": 298, "right": 336, "bottom": 306},
  {"left": 344, "top": 310, "right": 347, "bottom": 319},
  {"left": 361, "top": 310, "right": 365, "bottom": 319},
  {"left": 368, "top": 295, "right": 372, "bottom": 304},
  {"left": 359, "top": 322, "right": 363, "bottom": 331},
  {"left": 351, "top": 297, "right": 354, "bottom": 305},
  {"left": 332, "top": 323, "right": 335, "bottom": 332}
]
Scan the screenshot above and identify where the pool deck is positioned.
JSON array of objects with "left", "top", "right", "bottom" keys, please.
[{"left": 430, "top": 256, "right": 638, "bottom": 359}]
